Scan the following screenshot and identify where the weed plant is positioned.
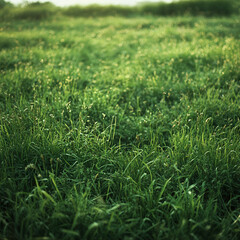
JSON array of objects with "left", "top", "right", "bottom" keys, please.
[{"left": 0, "top": 14, "right": 240, "bottom": 240}]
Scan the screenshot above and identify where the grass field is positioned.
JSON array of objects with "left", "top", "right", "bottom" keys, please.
[{"left": 0, "top": 14, "right": 240, "bottom": 240}]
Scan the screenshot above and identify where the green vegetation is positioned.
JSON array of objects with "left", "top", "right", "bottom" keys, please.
[
  {"left": 140, "top": 0, "right": 237, "bottom": 16},
  {"left": 62, "top": 5, "right": 135, "bottom": 18},
  {"left": 0, "top": 0, "right": 13, "bottom": 9},
  {"left": 0, "top": 0, "right": 239, "bottom": 20},
  {"left": 0, "top": 8, "right": 240, "bottom": 240},
  {"left": 0, "top": 1, "right": 57, "bottom": 21}
]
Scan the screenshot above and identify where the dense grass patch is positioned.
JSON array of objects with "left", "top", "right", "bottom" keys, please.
[{"left": 0, "top": 14, "right": 240, "bottom": 240}]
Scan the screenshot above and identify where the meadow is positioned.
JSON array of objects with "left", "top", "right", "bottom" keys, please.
[{"left": 0, "top": 7, "right": 240, "bottom": 240}]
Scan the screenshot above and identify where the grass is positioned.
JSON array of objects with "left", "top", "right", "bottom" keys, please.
[{"left": 0, "top": 14, "right": 240, "bottom": 240}]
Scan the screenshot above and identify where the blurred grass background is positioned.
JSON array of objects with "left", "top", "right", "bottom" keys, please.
[{"left": 0, "top": 0, "right": 239, "bottom": 20}]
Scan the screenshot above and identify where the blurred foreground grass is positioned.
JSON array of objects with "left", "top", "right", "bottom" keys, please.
[{"left": 0, "top": 13, "right": 240, "bottom": 240}]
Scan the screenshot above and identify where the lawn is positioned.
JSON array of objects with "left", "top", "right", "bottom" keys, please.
[{"left": 0, "top": 14, "right": 240, "bottom": 239}]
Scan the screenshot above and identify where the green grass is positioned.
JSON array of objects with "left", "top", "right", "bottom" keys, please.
[{"left": 0, "top": 15, "right": 240, "bottom": 240}]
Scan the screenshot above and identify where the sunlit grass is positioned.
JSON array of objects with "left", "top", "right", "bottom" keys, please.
[{"left": 0, "top": 15, "right": 240, "bottom": 240}]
